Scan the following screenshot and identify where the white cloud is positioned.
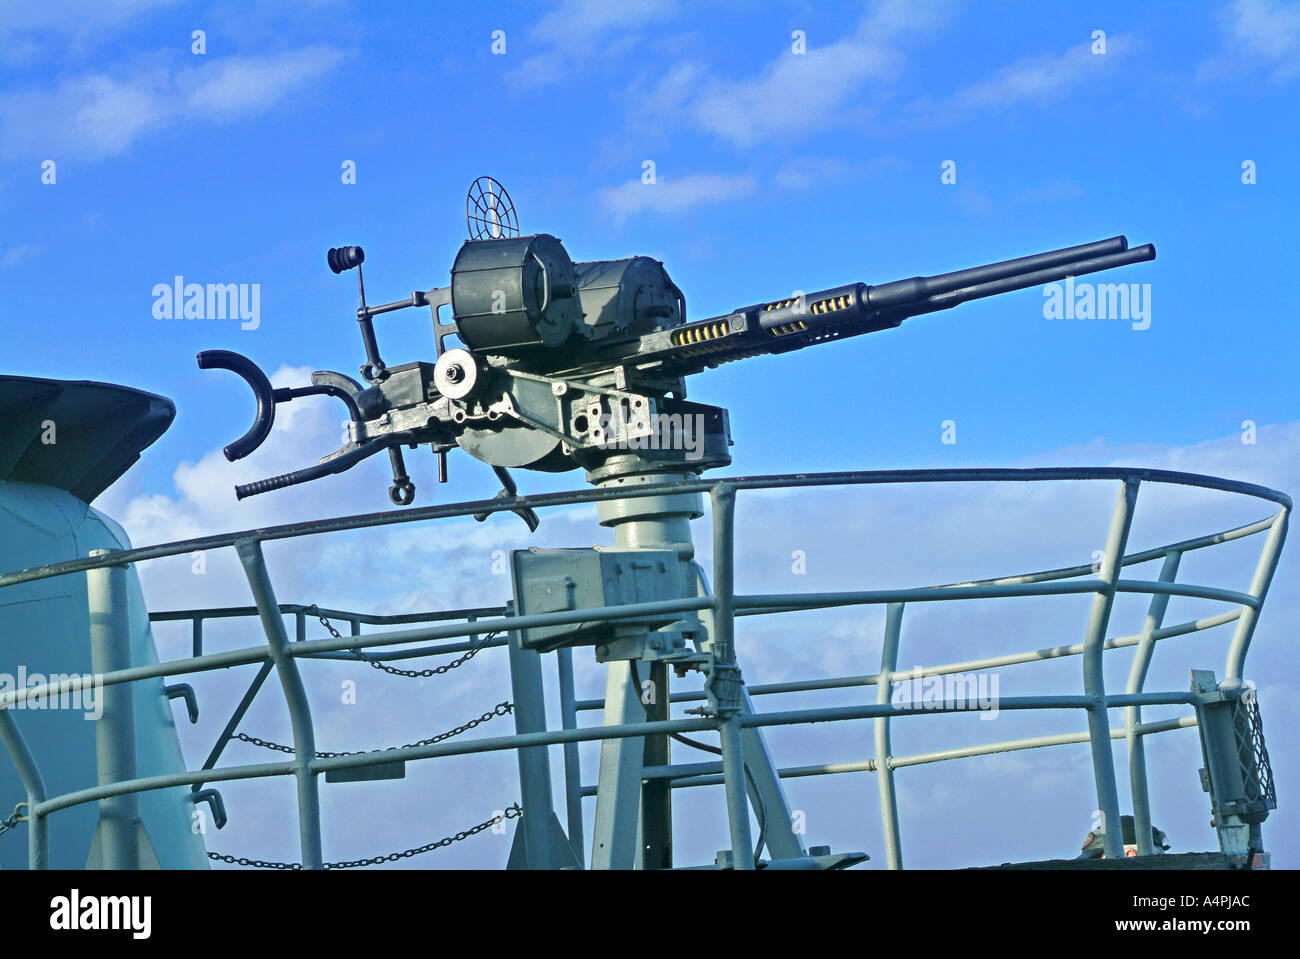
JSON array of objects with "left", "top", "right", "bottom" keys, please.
[
  {"left": 0, "top": 46, "right": 346, "bottom": 159},
  {"left": 773, "top": 156, "right": 851, "bottom": 190},
  {"left": 905, "top": 34, "right": 1137, "bottom": 125},
  {"left": 1, "top": 243, "right": 36, "bottom": 268},
  {"left": 1198, "top": 0, "right": 1300, "bottom": 82},
  {"left": 0, "top": 0, "right": 178, "bottom": 39},
  {"left": 597, "top": 172, "right": 756, "bottom": 221},
  {"left": 507, "top": 0, "right": 680, "bottom": 88},
  {"left": 681, "top": 0, "right": 952, "bottom": 146},
  {"left": 1230, "top": 0, "right": 1300, "bottom": 65},
  {"left": 181, "top": 48, "right": 348, "bottom": 117},
  {"left": 773, "top": 154, "right": 907, "bottom": 191},
  {"left": 0, "top": 0, "right": 179, "bottom": 66}
]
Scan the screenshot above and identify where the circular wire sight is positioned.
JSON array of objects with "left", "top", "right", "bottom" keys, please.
[
  {"left": 327, "top": 245, "right": 365, "bottom": 274},
  {"left": 467, "top": 177, "right": 519, "bottom": 240}
]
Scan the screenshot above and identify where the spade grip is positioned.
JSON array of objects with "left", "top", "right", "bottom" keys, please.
[{"left": 196, "top": 350, "right": 276, "bottom": 462}]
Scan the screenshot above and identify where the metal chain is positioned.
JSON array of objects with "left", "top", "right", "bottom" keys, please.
[
  {"left": 214, "top": 606, "right": 519, "bottom": 869},
  {"left": 0, "top": 804, "right": 25, "bottom": 837},
  {"left": 234, "top": 701, "right": 514, "bottom": 758},
  {"left": 206, "top": 803, "right": 522, "bottom": 870},
  {"left": 307, "top": 604, "right": 498, "bottom": 677}
]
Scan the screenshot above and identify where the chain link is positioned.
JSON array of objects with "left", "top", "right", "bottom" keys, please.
[
  {"left": 206, "top": 803, "right": 522, "bottom": 870},
  {"left": 0, "top": 804, "right": 25, "bottom": 837},
  {"left": 212, "top": 606, "right": 519, "bottom": 868},
  {"left": 307, "top": 604, "right": 498, "bottom": 678},
  {"left": 235, "top": 701, "right": 514, "bottom": 758}
]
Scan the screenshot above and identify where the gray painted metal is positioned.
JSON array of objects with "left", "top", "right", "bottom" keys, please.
[
  {"left": 87, "top": 552, "right": 139, "bottom": 869},
  {"left": 1125, "top": 551, "right": 1181, "bottom": 857},
  {"left": 507, "top": 638, "right": 561, "bottom": 868},
  {"left": 555, "top": 646, "right": 585, "bottom": 866},
  {"left": 1080, "top": 481, "right": 1139, "bottom": 859},
  {"left": 235, "top": 539, "right": 323, "bottom": 869},
  {"left": 590, "top": 662, "right": 644, "bottom": 869},
  {"left": 875, "top": 603, "right": 905, "bottom": 869},
  {"left": 0, "top": 707, "right": 47, "bottom": 869},
  {"left": 0, "top": 468, "right": 1288, "bottom": 869}
]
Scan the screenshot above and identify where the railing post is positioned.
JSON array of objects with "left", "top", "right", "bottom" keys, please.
[
  {"left": 0, "top": 709, "right": 48, "bottom": 869},
  {"left": 710, "top": 484, "right": 754, "bottom": 869},
  {"left": 875, "top": 603, "right": 905, "bottom": 869},
  {"left": 87, "top": 549, "right": 139, "bottom": 869},
  {"left": 1124, "top": 550, "right": 1180, "bottom": 856},
  {"left": 507, "top": 635, "right": 558, "bottom": 868},
  {"left": 1225, "top": 507, "right": 1288, "bottom": 680},
  {"left": 1083, "top": 479, "right": 1139, "bottom": 859},
  {"left": 556, "top": 645, "right": 585, "bottom": 866},
  {"left": 235, "top": 538, "right": 323, "bottom": 870}
]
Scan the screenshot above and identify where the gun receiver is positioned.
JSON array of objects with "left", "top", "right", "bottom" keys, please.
[{"left": 199, "top": 221, "right": 1155, "bottom": 513}]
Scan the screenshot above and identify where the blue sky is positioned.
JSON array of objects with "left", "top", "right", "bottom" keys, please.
[{"left": 1, "top": 0, "right": 1297, "bottom": 869}]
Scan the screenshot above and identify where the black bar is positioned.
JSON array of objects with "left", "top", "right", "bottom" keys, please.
[
  {"left": 866, "top": 235, "right": 1129, "bottom": 311},
  {"left": 892, "top": 243, "right": 1156, "bottom": 319}
]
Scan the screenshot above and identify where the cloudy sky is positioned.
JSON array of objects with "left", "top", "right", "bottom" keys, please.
[{"left": 2, "top": 0, "right": 1297, "bottom": 869}]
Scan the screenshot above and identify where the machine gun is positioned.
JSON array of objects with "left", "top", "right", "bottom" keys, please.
[
  {"left": 195, "top": 179, "right": 1158, "bottom": 868},
  {"left": 199, "top": 178, "right": 1155, "bottom": 516}
]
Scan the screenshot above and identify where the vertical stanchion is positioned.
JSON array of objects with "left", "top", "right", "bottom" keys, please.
[
  {"left": 1082, "top": 480, "right": 1139, "bottom": 860},
  {"left": 875, "top": 603, "right": 905, "bottom": 869},
  {"left": 1225, "top": 507, "right": 1288, "bottom": 680},
  {"left": 556, "top": 646, "right": 585, "bottom": 866},
  {"left": 0, "top": 709, "right": 48, "bottom": 869},
  {"left": 235, "top": 538, "right": 323, "bottom": 870},
  {"left": 710, "top": 484, "right": 754, "bottom": 869},
  {"left": 641, "top": 660, "right": 672, "bottom": 869},
  {"left": 87, "top": 549, "right": 139, "bottom": 869},
  {"left": 508, "top": 637, "right": 557, "bottom": 868},
  {"left": 1125, "top": 550, "right": 1180, "bottom": 856},
  {"left": 590, "top": 662, "right": 643, "bottom": 868}
]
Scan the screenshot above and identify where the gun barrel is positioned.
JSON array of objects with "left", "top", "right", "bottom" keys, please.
[
  {"left": 882, "top": 243, "right": 1156, "bottom": 320},
  {"left": 650, "top": 233, "right": 1156, "bottom": 374},
  {"left": 864, "top": 235, "right": 1130, "bottom": 311}
]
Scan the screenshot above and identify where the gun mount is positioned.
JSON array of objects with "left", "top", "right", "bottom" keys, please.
[{"left": 198, "top": 182, "right": 1155, "bottom": 514}]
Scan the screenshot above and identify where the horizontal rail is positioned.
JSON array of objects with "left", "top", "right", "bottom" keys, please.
[
  {"left": 149, "top": 604, "right": 508, "bottom": 625},
  {"left": 0, "top": 575, "right": 1254, "bottom": 710},
  {"left": 939, "top": 516, "right": 1279, "bottom": 589},
  {"left": 30, "top": 694, "right": 1198, "bottom": 819},
  {"left": 0, "top": 467, "right": 1288, "bottom": 591},
  {"left": 599, "top": 716, "right": 1202, "bottom": 794},
  {"left": 733, "top": 580, "right": 1259, "bottom": 610},
  {"left": 574, "top": 608, "right": 1245, "bottom": 711}
]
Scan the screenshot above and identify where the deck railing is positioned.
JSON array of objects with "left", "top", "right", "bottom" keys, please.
[{"left": 0, "top": 467, "right": 1289, "bottom": 869}]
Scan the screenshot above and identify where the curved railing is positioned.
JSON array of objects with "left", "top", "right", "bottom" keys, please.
[{"left": 0, "top": 467, "right": 1289, "bottom": 869}]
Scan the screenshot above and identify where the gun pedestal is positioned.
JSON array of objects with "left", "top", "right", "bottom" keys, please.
[
  {"left": 583, "top": 456, "right": 706, "bottom": 870},
  {"left": 564, "top": 443, "right": 800, "bottom": 869}
]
